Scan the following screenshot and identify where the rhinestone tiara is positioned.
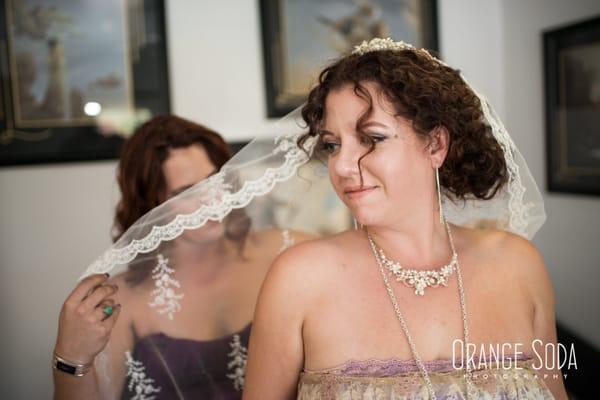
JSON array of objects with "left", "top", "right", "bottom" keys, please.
[{"left": 351, "top": 37, "right": 435, "bottom": 60}]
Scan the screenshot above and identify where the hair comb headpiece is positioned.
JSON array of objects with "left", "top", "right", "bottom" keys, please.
[{"left": 351, "top": 37, "right": 435, "bottom": 60}]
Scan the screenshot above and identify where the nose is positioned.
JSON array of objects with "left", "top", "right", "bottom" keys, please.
[{"left": 331, "top": 140, "right": 362, "bottom": 179}]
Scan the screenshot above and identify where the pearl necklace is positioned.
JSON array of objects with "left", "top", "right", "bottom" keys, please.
[
  {"left": 366, "top": 221, "right": 476, "bottom": 399},
  {"left": 372, "top": 222, "right": 458, "bottom": 296}
]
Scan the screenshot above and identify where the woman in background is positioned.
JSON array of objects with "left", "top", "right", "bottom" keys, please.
[{"left": 53, "top": 115, "right": 310, "bottom": 399}]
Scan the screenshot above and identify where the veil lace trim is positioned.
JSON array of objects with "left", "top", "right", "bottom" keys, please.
[
  {"left": 477, "top": 94, "right": 534, "bottom": 236},
  {"left": 81, "top": 85, "right": 541, "bottom": 279},
  {"left": 82, "top": 135, "right": 314, "bottom": 278}
]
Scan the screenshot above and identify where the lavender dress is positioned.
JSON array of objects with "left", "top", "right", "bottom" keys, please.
[
  {"left": 297, "top": 354, "right": 555, "bottom": 399},
  {"left": 120, "top": 324, "right": 251, "bottom": 400}
]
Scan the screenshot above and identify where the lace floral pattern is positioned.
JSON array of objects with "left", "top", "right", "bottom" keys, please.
[
  {"left": 82, "top": 134, "right": 315, "bottom": 278},
  {"left": 124, "top": 351, "right": 161, "bottom": 400},
  {"left": 148, "top": 254, "right": 184, "bottom": 320},
  {"left": 477, "top": 96, "right": 535, "bottom": 236},
  {"left": 226, "top": 333, "right": 248, "bottom": 391},
  {"left": 280, "top": 229, "right": 295, "bottom": 253},
  {"left": 82, "top": 39, "right": 544, "bottom": 285},
  {"left": 298, "top": 359, "right": 554, "bottom": 400}
]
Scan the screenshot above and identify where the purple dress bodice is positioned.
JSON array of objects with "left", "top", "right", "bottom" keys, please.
[{"left": 120, "top": 323, "right": 251, "bottom": 400}]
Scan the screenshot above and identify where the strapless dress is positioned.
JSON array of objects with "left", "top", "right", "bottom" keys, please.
[
  {"left": 120, "top": 323, "right": 251, "bottom": 400},
  {"left": 297, "top": 354, "right": 555, "bottom": 399}
]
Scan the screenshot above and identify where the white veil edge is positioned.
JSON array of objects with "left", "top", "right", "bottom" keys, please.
[{"left": 81, "top": 52, "right": 546, "bottom": 279}]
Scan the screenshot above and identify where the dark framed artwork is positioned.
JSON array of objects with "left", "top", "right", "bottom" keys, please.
[
  {"left": 260, "top": 0, "right": 438, "bottom": 118},
  {"left": 544, "top": 16, "right": 600, "bottom": 195},
  {"left": 0, "top": 0, "right": 170, "bottom": 166}
]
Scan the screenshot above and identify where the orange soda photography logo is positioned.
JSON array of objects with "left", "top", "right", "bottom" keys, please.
[{"left": 452, "top": 339, "right": 577, "bottom": 380}]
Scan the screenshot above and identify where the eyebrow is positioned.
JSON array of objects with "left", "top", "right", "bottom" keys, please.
[
  {"left": 319, "top": 121, "right": 391, "bottom": 137},
  {"left": 319, "top": 129, "right": 336, "bottom": 137},
  {"left": 359, "top": 121, "right": 390, "bottom": 129}
]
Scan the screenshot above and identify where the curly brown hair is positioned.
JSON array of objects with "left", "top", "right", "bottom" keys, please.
[
  {"left": 299, "top": 48, "right": 507, "bottom": 200},
  {"left": 113, "top": 115, "right": 232, "bottom": 241}
]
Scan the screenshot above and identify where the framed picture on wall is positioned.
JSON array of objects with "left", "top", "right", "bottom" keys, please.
[
  {"left": 544, "top": 15, "right": 600, "bottom": 195},
  {"left": 0, "top": 0, "right": 170, "bottom": 166},
  {"left": 260, "top": 0, "right": 438, "bottom": 118}
]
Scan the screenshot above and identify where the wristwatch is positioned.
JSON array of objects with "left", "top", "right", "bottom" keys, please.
[{"left": 52, "top": 353, "right": 92, "bottom": 377}]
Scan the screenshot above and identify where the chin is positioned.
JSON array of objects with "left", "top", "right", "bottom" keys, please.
[{"left": 351, "top": 208, "right": 382, "bottom": 228}]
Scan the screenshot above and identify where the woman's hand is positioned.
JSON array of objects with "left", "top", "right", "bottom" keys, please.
[{"left": 54, "top": 273, "right": 121, "bottom": 364}]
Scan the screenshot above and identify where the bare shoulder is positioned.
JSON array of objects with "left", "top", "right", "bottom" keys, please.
[
  {"left": 268, "top": 231, "right": 349, "bottom": 283},
  {"left": 466, "top": 226, "right": 544, "bottom": 270},
  {"left": 457, "top": 225, "right": 552, "bottom": 300},
  {"left": 258, "top": 230, "right": 356, "bottom": 311}
]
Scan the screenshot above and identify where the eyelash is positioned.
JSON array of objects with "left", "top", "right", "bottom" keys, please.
[
  {"left": 363, "top": 134, "right": 386, "bottom": 144},
  {"left": 320, "top": 134, "right": 387, "bottom": 154}
]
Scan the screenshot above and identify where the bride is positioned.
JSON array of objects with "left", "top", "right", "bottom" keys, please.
[{"left": 243, "top": 39, "right": 568, "bottom": 399}]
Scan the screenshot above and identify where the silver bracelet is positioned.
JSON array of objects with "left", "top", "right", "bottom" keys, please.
[{"left": 52, "top": 353, "right": 92, "bottom": 377}]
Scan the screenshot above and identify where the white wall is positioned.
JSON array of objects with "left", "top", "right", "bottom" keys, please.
[
  {"left": 502, "top": 0, "right": 600, "bottom": 347},
  {"left": 0, "top": 163, "right": 117, "bottom": 398},
  {"left": 439, "top": 0, "right": 506, "bottom": 119},
  {"left": 166, "top": 0, "right": 285, "bottom": 140},
  {"left": 1, "top": 0, "right": 599, "bottom": 397}
]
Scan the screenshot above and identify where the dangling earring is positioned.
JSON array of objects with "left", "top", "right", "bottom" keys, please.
[
  {"left": 353, "top": 218, "right": 363, "bottom": 230},
  {"left": 436, "top": 167, "right": 444, "bottom": 224}
]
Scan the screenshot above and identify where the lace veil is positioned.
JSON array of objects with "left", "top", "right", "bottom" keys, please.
[{"left": 79, "top": 39, "right": 545, "bottom": 399}]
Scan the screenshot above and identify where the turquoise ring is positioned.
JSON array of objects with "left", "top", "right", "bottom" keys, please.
[{"left": 102, "top": 305, "right": 114, "bottom": 317}]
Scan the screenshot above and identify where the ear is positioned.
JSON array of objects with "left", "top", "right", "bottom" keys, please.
[{"left": 427, "top": 126, "right": 449, "bottom": 168}]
